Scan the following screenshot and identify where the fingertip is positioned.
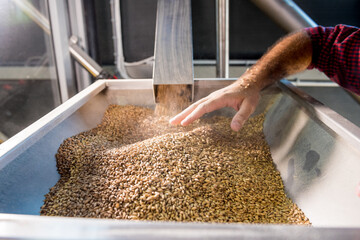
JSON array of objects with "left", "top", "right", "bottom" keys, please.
[
  {"left": 169, "top": 117, "right": 178, "bottom": 125},
  {"left": 230, "top": 120, "right": 243, "bottom": 132},
  {"left": 169, "top": 100, "right": 204, "bottom": 125},
  {"left": 169, "top": 112, "right": 186, "bottom": 125},
  {"left": 180, "top": 117, "right": 190, "bottom": 126},
  {"left": 180, "top": 107, "right": 203, "bottom": 126}
]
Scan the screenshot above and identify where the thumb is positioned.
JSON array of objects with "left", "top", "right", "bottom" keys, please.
[{"left": 230, "top": 94, "right": 260, "bottom": 131}]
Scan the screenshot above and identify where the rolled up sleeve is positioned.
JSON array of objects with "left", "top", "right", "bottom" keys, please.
[{"left": 305, "top": 25, "right": 360, "bottom": 94}]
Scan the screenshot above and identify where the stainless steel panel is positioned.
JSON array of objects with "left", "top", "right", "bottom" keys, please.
[
  {"left": 265, "top": 81, "right": 360, "bottom": 227},
  {"left": 153, "top": 0, "right": 193, "bottom": 86}
]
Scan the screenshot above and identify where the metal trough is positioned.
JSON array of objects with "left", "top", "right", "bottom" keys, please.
[{"left": 1, "top": 79, "right": 360, "bottom": 239}]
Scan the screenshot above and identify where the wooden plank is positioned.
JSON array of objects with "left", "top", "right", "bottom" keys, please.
[{"left": 153, "top": 0, "right": 193, "bottom": 86}]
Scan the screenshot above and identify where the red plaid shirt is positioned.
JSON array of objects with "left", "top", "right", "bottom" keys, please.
[{"left": 305, "top": 25, "right": 360, "bottom": 94}]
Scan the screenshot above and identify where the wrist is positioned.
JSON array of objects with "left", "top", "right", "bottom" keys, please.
[{"left": 234, "top": 70, "right": 263, "bottom": 93}]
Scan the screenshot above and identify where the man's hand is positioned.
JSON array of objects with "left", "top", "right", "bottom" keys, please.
[
  {"left": 169, "top": 81, "right": 260, "bottom": 131},
  {"left": 170, "top": 30, "right": 313, "bottom": 131}
]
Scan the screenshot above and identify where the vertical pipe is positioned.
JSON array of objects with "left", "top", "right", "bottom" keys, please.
[
  {"left": 216, "top": 0, "right": 229, "bottom": 78},
  {"left": 68, "top": 0, "right": 92, "bottom": 90},
  {"left": 40, "top": 1, "right": 61, "bottom": 107},
  {"left": 48, "top": 0, "right": 76, "bottom": 102},
  {"left": 83, "top": 0, "right": 99, "bottom": 65},
  {"left": 110, "top": 0, "right": 130, "bottom": 79}
]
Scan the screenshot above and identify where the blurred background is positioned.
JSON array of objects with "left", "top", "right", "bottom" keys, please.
[{"left": 0, "top": 0, "right": 359, "bottom": 142}]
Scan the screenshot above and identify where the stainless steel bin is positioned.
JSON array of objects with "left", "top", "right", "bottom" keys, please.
[{"left": 1, "top": 79, "right": 360, "bottom": 239}]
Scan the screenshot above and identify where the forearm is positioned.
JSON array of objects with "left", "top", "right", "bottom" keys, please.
[{"left": 237, "top": 30, "right": 312, "bottom": 91}]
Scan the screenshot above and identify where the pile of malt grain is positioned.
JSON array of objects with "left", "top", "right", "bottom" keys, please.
[{"left": 41, "top": 105, "right": 310, "bottom": 224}]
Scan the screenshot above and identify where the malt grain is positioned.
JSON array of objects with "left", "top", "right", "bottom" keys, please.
[{"left": 41, "top": 105, "right": 310, "bottom": 224}]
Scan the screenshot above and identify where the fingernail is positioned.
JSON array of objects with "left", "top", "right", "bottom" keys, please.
[{"left": 180, "top": 119, "right": 188, "bottom": 126}]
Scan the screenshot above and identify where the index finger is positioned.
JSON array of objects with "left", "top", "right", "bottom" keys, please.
[
  {"left": 169, "top": 97, "right": 208, "bottom": 125},
  {"left": 180, "top": 97, "right": 226, "bottom": 126}
]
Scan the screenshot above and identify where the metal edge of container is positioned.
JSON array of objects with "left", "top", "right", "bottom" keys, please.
[
  {"left": 0, "top": 80, "right": 106, "bottom": 170},
  {"left": 0, "top": 79, "right": 157, "bottom": 171},
  {"left": 1, "top": 213, "right": 360, "bottom": 240},
  {"left": 278, "top": 79, "right": 360, "bottom": 152},
  {"left": 105, "top": 78, "right": 154, "bottom": 90}
]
